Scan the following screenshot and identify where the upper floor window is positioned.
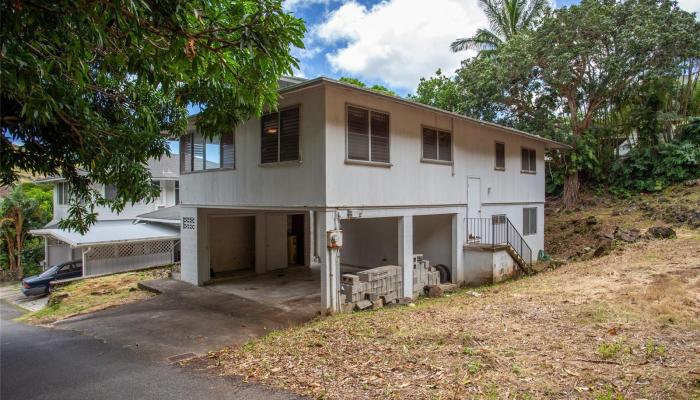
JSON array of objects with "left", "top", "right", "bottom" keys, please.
[
  {"left": 104, "top": 184, "right": 118, "bottom": 201},
  {"left": 56, "top": 182, "right": 70, "bottom": 205},
  {"left": 261, "top": 106, "right": 300, "bottom": 164},
  {"left": 175, "top": 181, "right": 180, "bottom": 205},
  {"left": 180, "top": 131, "right": 234, "bottom": 173},
  {"left": 523, "top": 207, "right": 537, "bottom": 235},
  {"left": 421, "top": 127, "right": 452, "bottom": 162},
  {"left": 521, "top": 147, "right": 536, "bottom": 173},
  {"left": 346, "top": 105, "right": 390, "bottom": 164},
  {"left": 495, "top": 142, "right": 505, "bottom": 170}
]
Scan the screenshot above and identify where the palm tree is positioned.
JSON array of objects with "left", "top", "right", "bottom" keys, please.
[{"left": 451, "top": 0, "right": 548, "bottom": 56}]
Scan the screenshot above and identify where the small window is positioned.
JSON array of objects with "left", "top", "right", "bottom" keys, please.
[
  {"left": 174, "top": 181, "right": 180, "bottom": 205},
  {"left": 346, "top": 105, "right": 390, "bottom": 163},
  {"left": 521, "top": 147, "right": 536, "bottom": 173},
  {"left": 492, "top": 214, "right": 506, "bottom": 225},
  {"left": 104, "top": 184, "right": 118, "bottom": 201},
  {"left": 495, "top": 142, "right": 505, "bottom": 170},
  {"left": 180, "top": 131, "right": 235, "bottom": 173},
  {"left": 56, "top": 182, "right": 70, "bottom": 205},
  {"left": 523, "top": 207, "right": 537, "bottom": 235},
  {"left": 422, "top": 127, "right": 452, "bottom": 162},
  {"left": 261, "top": 106, "right": 300, "bottom": 164}
]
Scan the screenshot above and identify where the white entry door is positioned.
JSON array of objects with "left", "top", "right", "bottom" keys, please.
[
  {"left": 265, "top": 213, "right": 288, "bottom": 270},
  {"left": 467, "top": 177, "right": 482, "bottom": 219}
]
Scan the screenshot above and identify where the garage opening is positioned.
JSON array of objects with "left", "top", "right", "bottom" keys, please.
[
  {"left": 287, "top": 214, "right": 305, "bottom": 266},
  {"left": 413, "top": 214, "right": 453, "bottom": 283},
  {"left": 340, "top": 217, "right": 399, "bottom": 269},
  {"left": 208, "top": 215, "right": 255, "bottom": 278}
]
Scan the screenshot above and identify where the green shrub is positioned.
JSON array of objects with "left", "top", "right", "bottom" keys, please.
[{"left": 611, "top": 129, "right": 700, "bottom": 192}]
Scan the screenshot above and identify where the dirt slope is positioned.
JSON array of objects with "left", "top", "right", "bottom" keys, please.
[{"left": 192, "top": 227, "right": 700, "bottom": 399}]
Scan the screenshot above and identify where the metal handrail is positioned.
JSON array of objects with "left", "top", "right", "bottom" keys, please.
[{"left": 466, "top": 217, "right": 533, "bottom": 270}]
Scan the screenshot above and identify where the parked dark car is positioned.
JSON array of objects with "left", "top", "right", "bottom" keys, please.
[{"left": 21, "top": 260, "right": 83, "bottom": 296}]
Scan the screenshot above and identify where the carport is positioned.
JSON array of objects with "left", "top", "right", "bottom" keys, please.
[{"left": 30, "top": 220, "right": 180, "bottom": 276}]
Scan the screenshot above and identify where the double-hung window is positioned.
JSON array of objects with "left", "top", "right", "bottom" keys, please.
[
  {"left": 104, "top": 184, "right": 118, "bottom": 201},
  {"left": 180, "top": 131, "right": 235, "bottom": 173},
  {"left": 422, "top": 127, "right": 452, "bottom": 162},
  {"left": 523, "top": 207, "right": 537, "bottom": 235},
  {"left": 56, "top": 182, "right": 70, "bottom": 205},
  {"left": 346, "top": 105, "right": 390, "bottom": 164},
  {"left": 261, "top": 106, "right": 301, "bottom": 164},
  {"left": 521, "top": 147, "right": 536, "bottom": 173}
]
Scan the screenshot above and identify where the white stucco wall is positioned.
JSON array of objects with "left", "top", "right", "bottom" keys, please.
[{"left": 179, "top": 85, "right": 327, "bottom": 208}]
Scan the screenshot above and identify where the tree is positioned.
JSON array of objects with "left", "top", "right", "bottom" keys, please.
[
  {"left": 410, "top": 69, "right": 463, "bottom": 113},
  {"left": 0, "top": 184, "right": 51, "bottom": 279},
  {"left": 1, "top": 0, "right": 305, "bottom": 233},
  {"left": 529, "top": 0, "right": 700, "bottom": 206},
  {"left": 338, "top": 77, "right": 398, "bottom": 96},
  {"left": 450, "top": 0, "right": 548, "bottom": 56}
]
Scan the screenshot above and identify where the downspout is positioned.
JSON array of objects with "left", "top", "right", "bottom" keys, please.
[{"left": 82, "top": 247, "right": 92, "bottom": 277}]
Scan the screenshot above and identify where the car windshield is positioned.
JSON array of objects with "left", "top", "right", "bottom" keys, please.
[{"left": 38, "top": 265, "right": 59, "bottom": 278}]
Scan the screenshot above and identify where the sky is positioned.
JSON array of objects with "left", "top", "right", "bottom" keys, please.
[{"left": 283, "top": 0, "right": 700, "bottom": 96}]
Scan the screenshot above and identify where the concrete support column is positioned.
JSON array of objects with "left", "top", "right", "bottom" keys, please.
[
  {"left": 398, "top": 215, "right": 414, "bottom": 298},
  {"left": 318, "top": 211, "right": 340, "bottom": 314},
  {"left": 180, "top": 207, "right": 209, "bottom": 286},
  {"left": 254, "top": 213, "right": 267, "bottom": 274},
  {"left": 452, "top": 210, "right": 466, "bottom": 284}
]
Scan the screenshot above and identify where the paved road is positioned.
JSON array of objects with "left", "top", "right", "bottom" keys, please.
[{"left": 0, "top": 301, "right": 300, "bottom": 400}]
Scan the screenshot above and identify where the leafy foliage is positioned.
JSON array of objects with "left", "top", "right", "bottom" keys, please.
[
  {"left": 450, "top": 0, "right": 549, "bottom": 56},
  {"left": 338, "top": 77, "right": 398, "bottom": 96},
  {"left": 1, "top": 0, "right": 305, "bottom": 232},
  {"left": 0, "top": 183, "right": 53, "bottom": 279},
  {"left": 611, "top": 136, "right": 700, "bottom": 193}
]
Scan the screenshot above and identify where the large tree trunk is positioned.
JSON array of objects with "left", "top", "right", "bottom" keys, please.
[{"left": 562, "top": 170, "right": 580, "bottom": 208}]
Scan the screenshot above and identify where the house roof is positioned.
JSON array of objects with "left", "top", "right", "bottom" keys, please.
[
  {"left": 30, "top": 220, "right": 180, "bottom": 247},
  {"left": 135, "top": 205, "right": 181, "bottom": 224},
  {"left": 278, "top": 77, "right": 571, "bottom": 150}
]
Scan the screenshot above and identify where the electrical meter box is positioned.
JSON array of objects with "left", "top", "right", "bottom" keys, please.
[{"left": 327, "top": 230, "right": 343, "bottom": 249}]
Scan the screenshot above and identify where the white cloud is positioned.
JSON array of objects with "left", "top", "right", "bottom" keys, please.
[
  {"left": 315, "top": 0, "right": 486, "bottom": 91},
  {"left": 677, "top": 0, "right": 700, "bottom": 14}
]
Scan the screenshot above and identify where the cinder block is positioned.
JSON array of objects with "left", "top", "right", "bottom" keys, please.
[
  {"left": 355, "top": 299, "right": 372, "bottom": 310},
  {"left": 342, "top": 274, "right": 360, "bottom": 285}
]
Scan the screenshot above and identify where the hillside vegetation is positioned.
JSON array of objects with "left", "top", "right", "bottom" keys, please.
[{"left": 190, "top": 185, "right": 700, "bottom": 400}]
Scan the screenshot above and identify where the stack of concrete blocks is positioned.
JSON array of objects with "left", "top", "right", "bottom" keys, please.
[
  {"left": 412, "top": 254, "right": 441, "bottom": 294},
  {"left": 341, "top": 254, "right": 441, "bottom": 310}
]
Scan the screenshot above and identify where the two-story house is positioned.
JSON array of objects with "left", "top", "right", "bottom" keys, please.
[
  {"left": 178, "top": 77, "right": 567, "bottom": 314},
  {"left": 30, "top": 154, "right": 181, "bottom": 277}
]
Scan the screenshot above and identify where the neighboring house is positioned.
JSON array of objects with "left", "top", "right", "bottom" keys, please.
[
  {"left": 178, "top": 77, "right": 568, "bottom": 314},
  {"left": 30, "top": 155, "right": 181, "bottom": 277}
]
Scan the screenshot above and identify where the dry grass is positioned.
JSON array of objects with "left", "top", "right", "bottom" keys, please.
[
  {"left": 17, "top": 266, "right": 172, "bottom": 325},
  {"left": 194, "top": 233, "right": 700, "bottom": 399}
]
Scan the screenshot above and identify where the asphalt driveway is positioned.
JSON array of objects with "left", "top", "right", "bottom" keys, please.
[
  {"left": 53, "top": 278, "right": 318, "bottom": 362},
  {"left": 0, "top": 301, "right": 301, "bottom": 400}
]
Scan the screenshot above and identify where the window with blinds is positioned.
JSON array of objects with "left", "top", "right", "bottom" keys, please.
[
  {"left": 180, "top": 131, "right": 235, "bottom": 173},
  {"left": 495, "top": 142, "right": 505, "bottom": 170},
  {"left": 422, "top": 127, "right": 452, "bottom": 162},
  {"left": 346, "top": 105, "right": 390, "bottom": 163},
  {"left": 521, "top": 147, "right": 536, "bottom": 173},
  {"left": 523, "top": 207, "right": 537, "bottom": 235},
  {"left": 261, "top": 106, "right": 300, "bottom": 164}
]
